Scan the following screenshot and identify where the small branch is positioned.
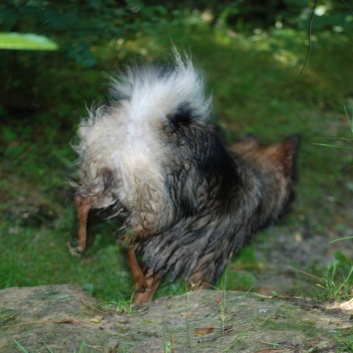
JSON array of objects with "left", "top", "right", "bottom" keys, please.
[
  {"left": 340, "top": 0, "right": 353, "bottom": 15},
  {"left": 301, "top": 0, "right": 320, "bottom": 74}
]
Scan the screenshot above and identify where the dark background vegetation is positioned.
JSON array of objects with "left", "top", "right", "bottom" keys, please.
[{"left": 1, "top": 0, "right": 353, "bottom": 302}]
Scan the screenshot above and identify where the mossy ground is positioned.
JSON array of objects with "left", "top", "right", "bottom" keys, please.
[{"left": 1, "top": 285, "right": 351, "bottom": 352}]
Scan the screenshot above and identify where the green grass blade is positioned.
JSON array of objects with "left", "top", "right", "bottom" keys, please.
[
  {"left": 77, "top": 341, "right": 86, "bottom": 353},
  {"left": 343, "top": 104, "right": 353, "bottom": 133},
  {"left": 330, "top": 236, "right": 353, "bottom": 243},
  {"left": 313, "top": 143, "right": 353, "bottom": 150},
  {"left": 12, "top": 339, "right": 29, "bottom": 353},
  {"left": 43, "top": 341, "right": 55, "bottom": 353}
]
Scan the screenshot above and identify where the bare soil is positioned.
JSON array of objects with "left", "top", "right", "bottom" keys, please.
[{"left": 1, "top": 284, "right": 352, "bottom": 353}]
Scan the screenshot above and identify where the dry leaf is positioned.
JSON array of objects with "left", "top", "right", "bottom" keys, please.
[
  {"left": 194, "top": 327, "right": 216, "bottom": 337},
  {"left": 185, "top": 312, "right": 194, "bottom": 318},
  {"left": 89, "top": 315, "right": 104, "bottom": 323}
]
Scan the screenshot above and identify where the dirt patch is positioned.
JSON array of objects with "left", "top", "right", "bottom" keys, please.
[
  {"left": 1, "top": 284, "right": 352, "bottom": 353},
  {"left": 246, "top": 219, "right": 353, "bottom": 297}
]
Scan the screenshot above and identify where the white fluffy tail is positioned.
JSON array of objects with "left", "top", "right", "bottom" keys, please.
[
  {"left": 74, "top": 53, "right": 211, "bottom": 234},
  {"left": 110, "top": 52, "right": 211, "bottom": 128}
]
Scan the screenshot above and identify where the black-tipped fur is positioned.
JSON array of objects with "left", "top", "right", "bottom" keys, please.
[{"left": 73, "top": 54, "right": 299, "bottom": 297}]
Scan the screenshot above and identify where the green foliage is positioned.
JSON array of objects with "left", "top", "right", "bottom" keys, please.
[
  {"left": 1, "top": 0, "right": 120, "bottom": 66},
  {"left": 0, "top": 1, "right": 207, "bottom": 113},
  {"left": 315, "top": 106, "right": 353, "bottom": 151},
  {"left": 115, "top": 298, "right": 134, "bottom": 314},
  {"left": 0, "top": 1, "right": 351, "bottom": 67},
  {"left": 1, "top": 2, "right": 353, "bottom": 302},
  {"left": 332, "top": 327, "right": 353, "bottom": 353},
  {"left": 317, "top": 251, "right": 353, "bottom": 301},
  {"left": 0, "top": 32, "right": 58, "bottom": 50},
  {"left": 0, "top": 0, "right": 192, "bottom": 67}
]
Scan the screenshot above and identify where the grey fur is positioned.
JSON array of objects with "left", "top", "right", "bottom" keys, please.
[{"left": 74, "top": 55, "right": 299, "bottom": 288}]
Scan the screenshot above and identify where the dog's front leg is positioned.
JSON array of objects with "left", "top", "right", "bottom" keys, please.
[{"left": 68, "top": 194, "right": 94, "bottom": 256}]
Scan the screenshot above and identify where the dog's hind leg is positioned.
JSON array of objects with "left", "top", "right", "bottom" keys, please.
[
  {"left": 133, "top": 268, "right": 161, "bottom": 304},
  {"left": 126, "top": 247, "right": 148, "bottom": 292},
  {"left": 68, "top": 194, "right": 94, "bottom": 256}
]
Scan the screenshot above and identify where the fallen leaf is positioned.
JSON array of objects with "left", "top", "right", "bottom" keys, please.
[
  {"left": 89, "top": 315, "right": 104, "bottom": 323},
  {"left": 194, "top": 327, "right": 215, "bottom": 337},
  {"left": 185, "top": 312, "right": 194, "bottom": 318}
]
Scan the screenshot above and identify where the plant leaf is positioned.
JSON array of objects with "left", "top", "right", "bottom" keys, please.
[{"left": 0, "top": 33, "right": 58, "bottom": 51}]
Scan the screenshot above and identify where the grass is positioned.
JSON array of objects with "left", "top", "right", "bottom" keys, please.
[
  {"left": 332, "top": 327, "right": 353, "bottom": 353},
  {"left": 316, "top": 251, "right": 353, "bottom": 302},
  {"left": 13, "top": 339, "right": 90, "bottom": 353},
  {"left": 1, "top": 18, "right": 353, "bottom": 303},
  {"left": 312, "top": 107, "right": 353, "bottom": 302}
]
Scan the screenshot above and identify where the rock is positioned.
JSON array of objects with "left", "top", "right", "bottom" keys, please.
[{"left": 0, "top": 284, "right": 351, "bottom": 352}]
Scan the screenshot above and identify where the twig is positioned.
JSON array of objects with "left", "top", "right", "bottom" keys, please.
[
  {"left": 286, "top": 266, "right": 321, "bottom": 281},
  {"left": 340, "top": 0, "right": 353, "bottom": 15},
  {"left": 301, "top": 0, "right": 320, "bottom": 74},
  {"left": 80, "top": 298, "right": 109, "bottom": 314}
]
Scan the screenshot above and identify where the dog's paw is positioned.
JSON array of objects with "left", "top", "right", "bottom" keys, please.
[{"left": 66, "top": 240, "right": 84, "bottom": 257}]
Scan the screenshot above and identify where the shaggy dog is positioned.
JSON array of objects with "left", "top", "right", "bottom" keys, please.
[{"left": 70, "top": 53, "right": 299, "bottom": 303}]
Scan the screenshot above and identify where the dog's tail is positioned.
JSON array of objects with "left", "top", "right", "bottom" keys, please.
[
  {"left": 74, "top": 53, "right": 211, "bottom": 229},
  {"left": 77, "top": 53, "right": 212, "bottom": 157},
  {"left": 110, "top": 52, "right": 212, "bottom": 130}
]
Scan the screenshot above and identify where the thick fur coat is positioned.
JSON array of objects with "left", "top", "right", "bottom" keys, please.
[{"left": 72, "top": 54, "right": 298, "bottom": 301}]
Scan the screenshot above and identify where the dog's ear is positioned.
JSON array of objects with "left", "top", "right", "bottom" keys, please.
[{"left": 274, "top": 135, "right": 300, "bottom": 176}]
